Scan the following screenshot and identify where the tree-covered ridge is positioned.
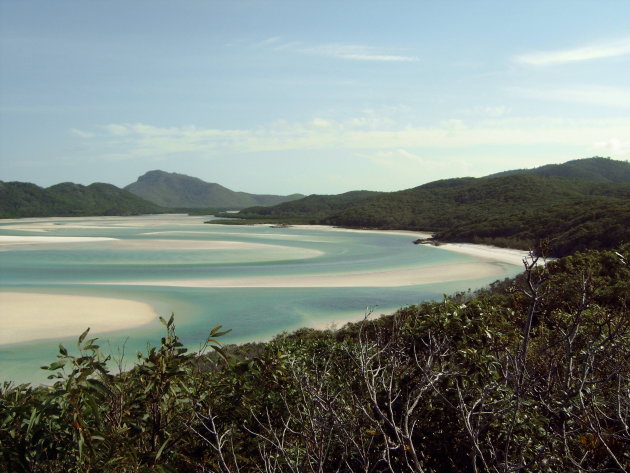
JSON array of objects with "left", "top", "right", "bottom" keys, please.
[
  {"left": 435, "top": 196, "right": 630, "bottom": 256},
  {"left": 1, "top": 245, "right": 628, "bottom": 472},
  {"left": 0, "top": 181, "right": 166, "bottom": 218},
  {"left": 225, "top": 162, "right": 630, "bottom": 256},
  {"left": 326, "top": 173, "right": 630, "bottom": 229},
  {"left": 324, "top": 174, "right": 630, "bottom": 255},
  {"left": 489, "top": 156, "right": 630, "bottom": 183},
  {"left": 214, "top": 190, "right": 382, "bottom": 223},
  {"left": 125, "top": 170, "right": 304, "bottom": 209}
]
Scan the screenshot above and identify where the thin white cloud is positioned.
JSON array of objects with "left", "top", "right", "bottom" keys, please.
[
  {"left": 69, "top": 128, "right": 94, "bottom": 138},
  {"left": 250, "top": 38, "right": 418, "bottom": 62},
  {"left": 252, "top": 36, "right": 282, "bottom": 48},
  {"left": 591, "top": 138, "right": 630, "bottom": 159},
  {"left": 79, "top": 114, "right": 630, "bottom": 162},
  {"left": 458, "top": 106, "right": 511, "bottom": 118},
  {"left": 104, "top": 124, "right": 131, "bottom": 136},
  {"left": 357, "top": 149, "right": 427, "bottom": 167},
  {"left": 513, "top": 85, "right": 630, "bottom": 108},
  {"left": 514, "top": 37, "right": 630, "bottom": 66},
  {"left": 302, "top": 44, "right": 418, "bottom": 62}
]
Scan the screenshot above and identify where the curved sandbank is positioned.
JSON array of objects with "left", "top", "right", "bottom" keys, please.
[
  {"left": 92, "top": 261, "right": 509, "bottom": 289},
  {"left": 0, "top": 235, "right": 321, "bottom": 255},
  {"left": 0, "top": 292, "right": 158, "bottom": 346}
]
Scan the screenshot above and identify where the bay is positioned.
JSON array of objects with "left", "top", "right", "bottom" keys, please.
[{"left": 0, "top": 214, "right": 523, "bottom": 384}]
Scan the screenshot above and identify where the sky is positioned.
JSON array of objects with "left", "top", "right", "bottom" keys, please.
[{"left": 1, "top": 0, "right": 629, "bottom": 195}]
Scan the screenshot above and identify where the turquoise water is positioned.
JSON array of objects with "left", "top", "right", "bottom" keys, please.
[{"left": 0, "top": 215, "right": 522, "bottom": 384}]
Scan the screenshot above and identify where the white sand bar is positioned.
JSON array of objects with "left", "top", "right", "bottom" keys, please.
[
  {"left": 0, "top": 236, "right": 117, "bottom": 246},
  {"left": 94, "top": 261, "right": 507, "bottom": 288},
  {"left": 0, "top": 235, "right": 322, "bottom": 258},
  {"left": 0, "top": 292, "right": 158, "bottom": 346}
]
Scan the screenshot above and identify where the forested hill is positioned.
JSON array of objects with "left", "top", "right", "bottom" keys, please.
[
  {"left": 323, "top": 174, "right": 630, "bottom": 255},
  {"left": 225, "top": 190, "right": 382, "bottom": 222},
  {"left": 0, "top": 181, "right": 166, "bottom": 218},
  {"left": 221, "top": 157, "right": 630, "bottom": 256},
  {"left": 325, "top": 173, "right": 630, "bottom": 226},
  {"left": 489, "top": 156, "right": 630, "bottom": 182},
  {"left": 125, "top": 170, "right": 304, "bottom": 209}
]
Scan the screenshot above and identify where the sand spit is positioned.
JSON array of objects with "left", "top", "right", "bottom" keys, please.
[
  {"left": 92, "top": 261, "right": 507, "bottom": 289},
  {"left": 0, "top": 235, "right": 322, "bottom": 258},
  {"left": 0, "top": 236, "right": 117, "bottom": 245},
  {"left": 0, "top": 292, "right": 158, "bottom": 346}
]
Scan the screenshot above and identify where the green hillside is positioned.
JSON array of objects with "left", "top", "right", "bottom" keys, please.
[
  {"left": 216, "top": 190, "right": 382, "bottom": 223},
  {"left": 222, "top": 158, "right": 630, "bottom": 256},
  {"left": 125, "top": 170, "right": 304, "bottom": 209},
  {"left": 490, "top": 156, "right": 630, "bottom": 182},
  {"left": 325, "top": 174, "right": 630, "bottom": 255},
  {"left": 435, "top": 197, "right": 630, "bottom": 256},
  {"left": 325, "top": 174, "right": 630, "bottom": 228},
  {"left": 0, "top": 181, "right": 166, "bottom": 218}
]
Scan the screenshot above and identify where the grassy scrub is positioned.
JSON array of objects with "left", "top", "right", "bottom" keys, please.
[{"left": 1, "top": 246, "right": 629, "bottom": 472}]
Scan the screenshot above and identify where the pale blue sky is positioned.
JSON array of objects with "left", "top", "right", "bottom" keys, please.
[{"left": 1, "top": 0, "right": 629, "bottom": 194}]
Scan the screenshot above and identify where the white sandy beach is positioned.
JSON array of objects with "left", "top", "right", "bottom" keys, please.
[
  {"left": 425, "top": 242, "right": 530, "bottom": 266},
  {"left": 0, "top": 292, "right": 158, "bottom": 346}
]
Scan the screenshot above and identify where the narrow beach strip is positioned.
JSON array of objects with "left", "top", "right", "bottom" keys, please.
[
  {"left": 426, "top": 242, "right": 529, "bottom": 266},
  {"left": 0, "top": 292, "right": 158, "bottom": 346}
]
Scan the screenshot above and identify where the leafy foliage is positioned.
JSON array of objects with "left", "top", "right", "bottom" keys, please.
[{"left": 2, "top": 246, "right": 628, "bottom": 472}]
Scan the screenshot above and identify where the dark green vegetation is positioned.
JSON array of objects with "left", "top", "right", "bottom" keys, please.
[
  {"left": 1, "top": 245, "right": 628, "bottom": 472},
  {"left": 213, "top": 190, "right": 382, "bottom": 224},
  {"left": 490, "top": 156, "right": 630, "bottom": 182},
  {"left": 0, "top": 182, "right": 166, "bottom": 218},
  {"left": 125, "top": 170, "right": 304, "bottom": 209},
  {"left": 222, "top": 158, "right": 630, "bottom": 257}
]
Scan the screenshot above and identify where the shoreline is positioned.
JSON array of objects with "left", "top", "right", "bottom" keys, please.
[
  {"left": 0, "top": 292, "right": 158, "bottom": 346},
  {"left": 291, "top": 225, "right": 529, "bottom": 266}
]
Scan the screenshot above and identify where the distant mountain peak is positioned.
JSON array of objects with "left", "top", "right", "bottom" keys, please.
[
  {"left": 138, "top": 170, "right": 208, "bottom": 183},
  {"left": 125, "top": 171, "right": 304, "bottom": 209}
]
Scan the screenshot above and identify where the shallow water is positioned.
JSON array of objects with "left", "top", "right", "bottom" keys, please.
[{"left": 0, "top": 215, "right": 522, "bottom": 384}]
